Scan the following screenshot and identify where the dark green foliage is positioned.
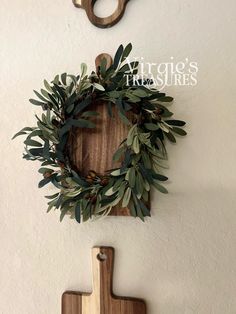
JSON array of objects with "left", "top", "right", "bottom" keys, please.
[{"left": 12, "top": 43, "right": 187, "bottom": 223}]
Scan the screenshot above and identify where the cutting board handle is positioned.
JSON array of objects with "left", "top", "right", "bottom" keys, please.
[
  {"left": 73, "top": 0, "right": 130, "bottom": 28},
  {"left": 92, "top": 247, "right": 114, "bottom": 297},
  {"left": 62, "top": 247, "right": 147, "bottom": 313}
]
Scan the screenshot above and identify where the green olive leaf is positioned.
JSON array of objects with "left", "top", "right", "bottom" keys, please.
[
  {"left": 144, "top": 123, "right": 159, "bottom": 131},
  {"left": 122, "top": 187, "right": 131, "bottom": 208}
]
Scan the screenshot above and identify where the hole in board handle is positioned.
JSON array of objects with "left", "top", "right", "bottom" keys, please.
[
  {"left": 93, "top": 0, "right": 119, "bottom": 18},
  {"left": 97, "top": 252, "right": 107, "bottom": 262}
]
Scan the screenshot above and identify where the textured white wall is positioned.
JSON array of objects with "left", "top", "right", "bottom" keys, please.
[{"left": 1, "top": 0, "right": 236, "bottom": 313}]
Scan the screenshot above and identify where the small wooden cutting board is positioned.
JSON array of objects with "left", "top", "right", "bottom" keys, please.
[{"left": 62, "top": 247, "right": 146, "bottom": 314}]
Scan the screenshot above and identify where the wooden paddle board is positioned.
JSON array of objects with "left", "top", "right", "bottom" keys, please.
[{"left": 62, "top": 247, "right": 146, "bottom": 314}]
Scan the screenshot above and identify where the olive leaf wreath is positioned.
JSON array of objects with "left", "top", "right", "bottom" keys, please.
[{"left": 13, "top": 43, "right": 187, "bottom": 223}]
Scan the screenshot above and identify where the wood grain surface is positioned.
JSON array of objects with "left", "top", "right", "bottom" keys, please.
[
  {"left": 68, "top": 101, "right": 128, "bottom": 177},
  {"left": 72, "top": 0, "right": 130, "bottom": 28},
  {"left": 62, "top": 247, "right": 146, "bottom": 314},
  {"left": 67, "top": 100, "right": 130, "bottom": 216},
  {"left": 67, "top": 53, "right": 130, "bottom": 216}
]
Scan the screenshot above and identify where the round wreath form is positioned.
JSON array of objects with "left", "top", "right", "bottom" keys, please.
[{"left": 13, "top": 44, "right": 187, "bottom": 223}]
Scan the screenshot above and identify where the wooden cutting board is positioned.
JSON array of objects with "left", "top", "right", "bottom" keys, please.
[
  {"left": 67, "top": 53, "right": 132, "bottom": 217},
  {"left": 62, "top": 247, "right": 146, "bottom": 314}
]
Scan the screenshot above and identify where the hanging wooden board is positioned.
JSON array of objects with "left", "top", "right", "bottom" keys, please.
[
  {"left": 62, "top": 247, "right": 146, "bottom": 314},
  {"left": 72, "top": 0, "right": 130, "bottom": 28},
  {"left": 67, "top": 54, "right": 131, "bottom": 216}
]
